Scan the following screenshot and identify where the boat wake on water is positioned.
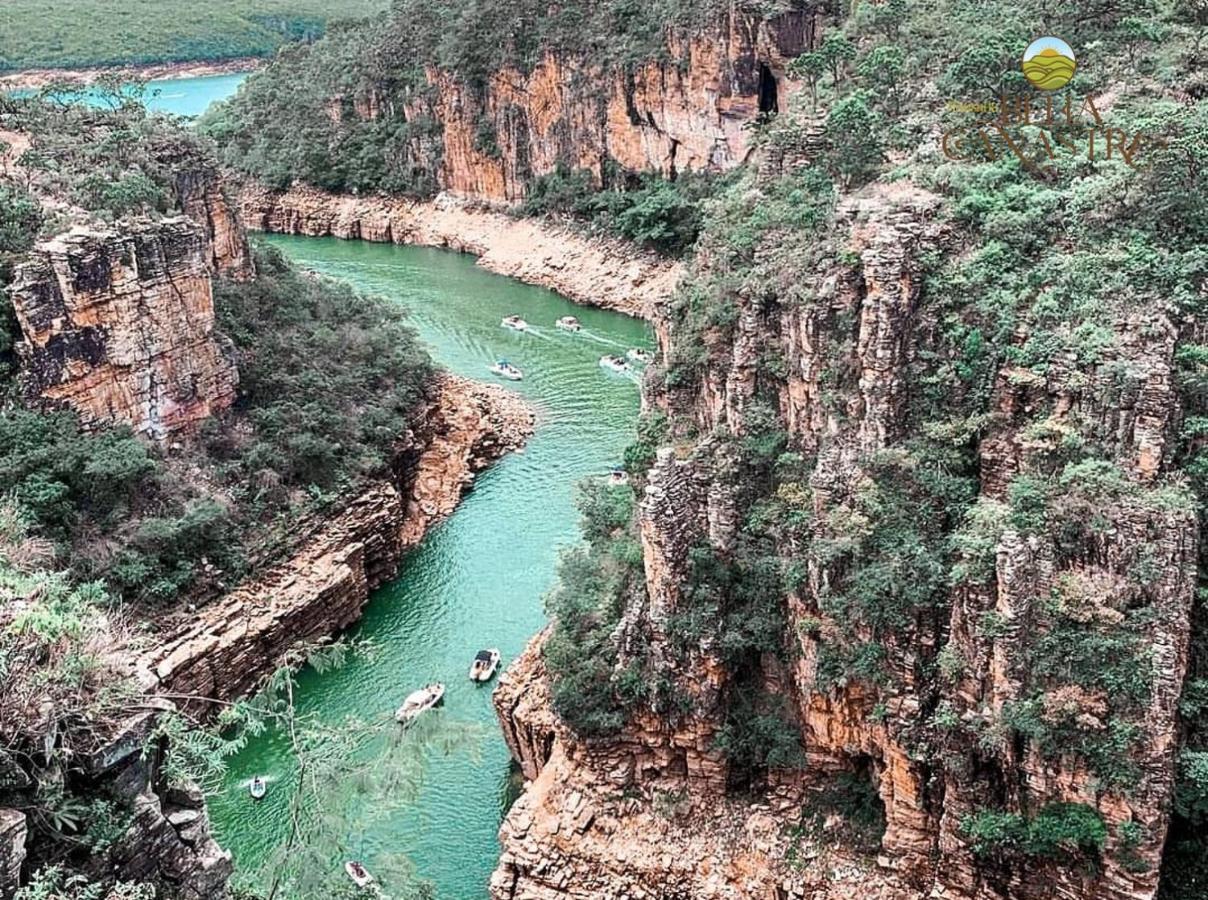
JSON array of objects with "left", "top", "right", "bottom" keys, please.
[{"left": 578, "top": 330, "right": 630, "bottom": 348}]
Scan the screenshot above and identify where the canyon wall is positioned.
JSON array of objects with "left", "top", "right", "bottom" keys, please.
[
  {"left": 8, "top": 153, "right": 253, "bottom": 441},
  {"left": 491, "top": 181, "right": 1199, "bottom": 898},
  {"left": 238, "top": 185, "right": 683, "bottom": 319},
  {"left": 9, "top": 220, "right": 240, "bottom": 441},
  {"left": 330, "top": 5, "right": 815, "bottom": 202},
  {"left": 134, "top": 375, "right": 533, "bottom": 711},
  {"left": 0, "top": 703, "right": 232, "bottom": 900}
]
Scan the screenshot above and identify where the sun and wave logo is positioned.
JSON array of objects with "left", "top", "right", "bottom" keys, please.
[{"left": 1021, "top": 36, "right": 1077, "bottom": 90}]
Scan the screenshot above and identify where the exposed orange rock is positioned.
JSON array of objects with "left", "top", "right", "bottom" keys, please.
[
  {"left": 9, "top": 221, "right": 240, "bottom": 440},
  {"left": 404, "top": 9, "right": 815, "bottom": 202},
  {"left": 491, "top": 184, "right": 1199, "bottom": 899}
]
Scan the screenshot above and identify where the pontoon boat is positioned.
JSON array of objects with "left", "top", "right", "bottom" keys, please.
[{"left": 395, "top": 683, "right": 446, "bottom": 724}]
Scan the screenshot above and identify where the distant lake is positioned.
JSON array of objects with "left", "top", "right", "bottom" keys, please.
[{"left": 10, "top": 72, "right": 247, "bottom": 118}]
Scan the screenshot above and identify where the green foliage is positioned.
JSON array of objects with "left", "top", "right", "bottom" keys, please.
[
  {"left": 622, "top": 411, "right": 668, "bottom": 477},
  {"left": 2, "top": 94, "right": 213, "bottom": 224},
  {"left": 201, "top": 26, "right": 445, "bottom": 196},
  {"left": 962, "top": 803, "right": 1107, "bottom": 861},
  {"left": 211, "top": 245, "right": 432, "bottom": 494},
  {"left": 15, "top": 867, "right": 153, "bottom": 900},
  {"left": 824, "top": 90, "right": 885, "bottom": 190},
  {"left": 0, "top": 1, "right": 389, "bottom": 70},
  {"left": 521, "top": 166, "right": 730, "bottom": 256},
  {"left": 0, "top": 410, "right": 244, "bottom": 604},
  {"left": 807, "top": 448, "right": 974, "bottom": 689},
  {"left": 543, "top": 479, "right": 646, "bottom": 736},
  {"left": 713, "top": 693, "right": 804, "bottom": 774},
  {"left": 0, "top": 236, "right": 431, "bottom": 608},
  {"left": 0, "top": 184, "right": 43, "bottom": 255},
  {"left": 856, "top": 44, "right": 906, "bottom": 113},
  {"left": 206, "top": 0, "right": 726, "bottom": 199}
]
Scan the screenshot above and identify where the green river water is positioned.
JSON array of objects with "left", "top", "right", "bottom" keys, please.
[{"left": 206, "top": 235, "right": 652, "bottom": 898}]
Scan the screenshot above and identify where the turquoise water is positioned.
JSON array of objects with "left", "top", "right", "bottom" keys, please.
[
  {"left": 10, "top": 73, "right": 246, "bottom": 117},
  {"left": 206, "top": 236, "right": 652, "bottom": 898},
  {"left": 141, "top": 73, "right": 247, "bottom": 116}
]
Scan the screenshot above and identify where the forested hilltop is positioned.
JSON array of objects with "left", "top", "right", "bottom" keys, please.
[
  {"left": 202, "top": 0, "right": 801, "bottom": 236},
  {"left": 0, "top": 0, "right": 389, "bottom": 71}
]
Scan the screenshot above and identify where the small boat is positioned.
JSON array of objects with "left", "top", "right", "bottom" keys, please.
[
  {"left": 489, "top": 360, "right": 524, "bottom": 381},
  {"left": 627, "top": 348, "right": 652, "bottom": 364},
  {"left": 395, "top": 683, "right": 445, "bottom": 725},
  {"left": 599, "top": 355, "right": 632, "bottom": 375},
  {"left": 556, "top": 316, "right": 582, "bottom": 332},
  {"left": 249, "top": 776, "right": 267, "bottom": 800},
  {"left": 345, "top": 860, "right": 375, "bottom": 889},
  {"left": 469, "top": 648, "right": 501, "bottom": 682},
  {"left": 502, "top": 315, "right": 529, "bottom": 332},
  {"left": 607, "top": 468, "right": 630, "bottom": 487}
]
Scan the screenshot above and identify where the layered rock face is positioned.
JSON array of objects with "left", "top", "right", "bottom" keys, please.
[
  {"left": 239, "top": 184, "right": 682, "bottom": 319},
  {"left": 5, "top": 137, "right": 253, "bottom": 440},
  {"left": 9, "top": 221, "right": 240, "bottom": 440},
  {"left": 1, "top": 702, "right": 231, "bottom": 900},
  {"left": 135, "top": 375, "right": 534, "bottom": 710},
  {"left": 175, "top": 167, "right": 256, "bottom": 280},
  {"left": 492, "top": 183, "right": 1199, "bottom": 898},
  {"left": 335, "top": 5, "right": 814, "bottom": 201}
]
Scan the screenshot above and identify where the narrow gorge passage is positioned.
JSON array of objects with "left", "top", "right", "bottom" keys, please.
[{"left": 207, "top": 236, "right": 654, "bottom": 898}]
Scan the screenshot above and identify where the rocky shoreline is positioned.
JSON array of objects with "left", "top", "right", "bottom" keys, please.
[
  {"left": 133, "top": 373, "right": 535, "bottom": 710},
  {"left": 238, "top": 185, "right": 681, "bottom": 321},
  {"left": 0, "top": 58, "right": 261, "bottom": 93}
]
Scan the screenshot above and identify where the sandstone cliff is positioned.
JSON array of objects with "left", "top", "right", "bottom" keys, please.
[
  {"left": 4, "top": 112, "right": 254, "bottom": 440},
  {"left": 0, "top": 683, "right": 232, "bottom": 900},
  {"left": 491, "top": 175, "right": 1201, "bottom": 899},
  {"left": 416, "top": 7, "right": 813, "bottom": 201},
  {"left": 9, "top": 221, "right": 240, "bottom": 440}
]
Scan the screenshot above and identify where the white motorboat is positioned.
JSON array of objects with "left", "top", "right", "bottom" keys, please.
[
  {"left": 599, "top": 355, "right": 631, "bottom": 375},
  {"left": 469, "top": 648, "right": 501, "bottom": 682},
  {"left": 489, "top": 360, "right": 523, "bottom": 381},
  {"left": 556, "top": 316, "right": 582, "bottom": 332},
  {"left": 502, "top": 315, "right": 529, "bottom": 332},
  {"left": 249, "top": 776, "right": 267, "bottom": 800},
  {"left": 607, "top": 468, "right": 630, "bottom": 487},
  {"left": 395, "top": 682, "right": 446, "bottom": 724},
  {"left": 627, "top": 348, "right": 652, "bottom": 364},
  {"left": 345, "top": 860, "right": 375, "bottom": 889}
]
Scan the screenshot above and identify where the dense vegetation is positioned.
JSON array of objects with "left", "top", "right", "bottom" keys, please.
[
  {"left": 209, "top": 246, "right": 432, "bottom": 497},
  {"left": 201, "top": 0, "right": 742, "bottom": 254},
  {"left": 0, "top": 247, "right": 431, "bottom": 608},
  {"left": 544, "top": 480, "right": 646, "bottom": 735},
  {"left": 0, "top": 93, "right": 440, "bottom": 897},
  {"left": 1, "top": 88, "right": 216, "bottom": 230},
  {"left": 0, "top": 1, "right": 389, "bottom": 71},
  {"left": 520, "top": 166, "right": 735, "bottom": 256},
  {"left": 0, "top": 99, "right": 434, "bottom": 608},
  {"left": 538, "top": 0, "right": 1208, "bottom": 888}
]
